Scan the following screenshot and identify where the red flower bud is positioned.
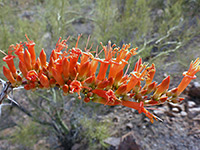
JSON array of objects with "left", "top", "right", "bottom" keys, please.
[
  {"left": 55, "top": 59, "right": 63, "bottom": 74},
  {"left": 39, "top": 49, "right": 47, "bottom": 68},
  {"left": 153, "top": 76, "right": 170, "bottom": 100},
  {"left": 52, "top": 68, "right": 64, "bottom": 86},
  {"left": 84, "top": 97, "right": 90, "bottom": 103},
  {"left": 35, "top": 58, "right": 41, "bottom": 71},
  {"left": 39, "top": 73, "right": 50, "bottom": 88},
  {"left": 114, "top": 70, "right": 123, "bottom": 86},
  {"left": 47, "top": 57, "right": 55, "bottom": 74},
  {"left": 62, "top": 57, "right": 70, "bottom": 80},
  {"left": 63, "top": 84, "right": 69, "bottom": 93},
  {"left": 24, "top": 49, "right": 32, "bottom": 70},
  {"left": 97, "top": 79, "right": 109, "bottom": 89},
  {"left": 78, "top": 60, "right": 90, "bottom": 79},
  {"left": 24, "top": 84, "right": 31, "bottom": 90},
  {"left": 115, "top": 84, "right": 127, "bottom": 95},
  {"left": 3, "top": 66, "right": 16, "bottom": 85},
  {"left": 49, "top": 78, "right": 56, "bottom": 86},
  {"left": 19, "top": 61, "right": 28, "bottom": 78}
]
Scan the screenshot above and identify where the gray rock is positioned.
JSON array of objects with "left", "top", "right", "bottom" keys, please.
[
  {"left": 118, "top": 132, "right": 141, "bottom": 150},
  {"left": 193, "top": 114, "right": 200, "bottom": 121},
  {"left": 194, "top": 82, "right": 200, "bottom": 88},
  {"left": 104, "top": 137, "right": 120, "bottom": 147},
  {"left": 172, "top": 107, "right": 180, "bottom": 113},
  {"left": 189, "top": 107, "right": 200, "bottom": 115},
  {"left": 154, "top": 109, "right": 165, "bottom": 115},
  {"left": 180, "top": 111, "right": 187, "bottom": 117},
  {"left": 188, "top": 101, "right": 196, "bottom": 108},
  {"left": 113, "top": 116, "right": 120, "bottom": 123},
  {"left": 126, "top": 123, "right": 133, "bottom": 130}
]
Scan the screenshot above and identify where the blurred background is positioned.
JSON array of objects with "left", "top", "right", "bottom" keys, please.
[{"left": 0, "top": 0, "right": 199, "bottom": 150}]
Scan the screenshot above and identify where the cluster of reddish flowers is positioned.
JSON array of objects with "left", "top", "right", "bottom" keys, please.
[{"left": 2, "top": 35, "right": 200, "bottom": 123}]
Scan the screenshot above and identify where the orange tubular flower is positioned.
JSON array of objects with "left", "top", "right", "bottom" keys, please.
[
  {"left": 55, "top": 37, "right": 68, "bottom": 52},
  {"left": 97, "top": 79, "right": 110, "bottom": 89},
  {"left": 89, "top": 58, "right": 98, "bottom": 76},
  {"left": 24, "top": 84, "right": 31, "bottom": 90},
  {"left": 107, "top": 77, "right": 114, "bottom": 88},
  {"left": 39, "top": 49, "right": 47, "bottom": 68},
  {"left": 25, "top": 35, "right": 36, "bottom": 67},
  {"left": 177, "top": 58, "right": 200, "bottom": 96},
  {"left": 96, "top": 60, "right": 110, "bottom": 81},
  {"left": 97, "top": 41, "right": 120, "bottom": 81},
  {"left": 19, "top": 61, "right": 28, "bottom": 77},
  {"left": 47, "top": 57, "right": 55, "bottom": 74},
  {"left": 24, "top": 49, "right": 32, "bottom": 71},
  {"left": 92, "top": 89, "right": 156, "bottom": 123},
  {"left": 146, "top": 81, "right": 157, "bottom": 94},
  {"left": 78, "top": 60, "right": 90, "bottom": 79},
  {"left": 126, "top": 72, "right": 141, "bottom": 93},
  {"left": 108, "top": 45, "right": 137, "bottom": 79},
  {"left": 113, "top": 69, "right": 123, "bottom": 86},
  {"left": 35, "top": 58, "right": 41, "bottom": 71},
  {"left": 16, "top": 75, "right": 22, "bottom": 83},
  {"left": 108, "top": 59, "right": 127, "bottom": 79},
  {"left": 121, "top": 101, "right": 157, "bottom": 123},
  {"left": 14, "top": 43, "right": 24, "bottom": 63},
  {"left": 80, "top": 52, "right": 93, "bottom": 68},
  {"left": 115, "top": 84, "right": 127, "bottom": 95},
  {"left": 62, "top": 57, "right": 70, "bottom": 80},
  {"left": 55, "top": 59, "right": 63, "bottom": 74},
  {"left": 39, "top": 73, "right": 50, "bottom": 88},
  {"left": 50, "top": 50, "right": 58, "bottom": 60},
  {"left": 3, "top": 55, "right": 17, "bottom": 76},
  {"left": 92, "top": 89, "right": 121, "bottom": 105},
  {"left": 69, "top": 48, "right": 82, "bottom": 74},
  {"left": 125, "top": 47, "right": 138, "bottom": 61},
  {"left": 126, "top": 58, "right": 147, "bottom": 92},
  {"left": 144, "top": 64, "right": 156, "bottom": 88},
  {"left": 83, "top": 75, "right": 95, "bottom": 86},
  {"left": 3, "top": 66, "right": 16, "bottom": 85},
  {"left": 152, "top": 76, "right": 170, "bottom": 100},
  {"left": 52, "top": 68, "right": 64, "bottom": 86}
]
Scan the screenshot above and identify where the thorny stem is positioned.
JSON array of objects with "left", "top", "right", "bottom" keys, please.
[
  {"left": 55, "top": 110, "right": 69, "bottom": 134},
  {"left": 13, "top": 102, "right": 53, "bottom": 126},
  {"left": 28, "top": 89, "right": 70, "bottom": 135},
  {"left": 0, "top": 79, "right": 69, "bottom": 137}
]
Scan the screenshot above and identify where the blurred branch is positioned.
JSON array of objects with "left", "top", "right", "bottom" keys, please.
[
  {"left": 12, "top": 102, "right": 53, "bottom": 126},
  {"left": 137, "top": 21, "right": 184, "bottom": 61},
  {"left": 137, "top": 37, "right": 158, "bottom": 55},
  {"left": 155, "top": 23, "right": 182, "bottom": 44},
  {"left": 150, "top": 41, "right": 182, "bottom": 62}
]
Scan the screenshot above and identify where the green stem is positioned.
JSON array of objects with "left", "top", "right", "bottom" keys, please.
[{"left": 55, "top": 110, "right": 69, "bottom": 134}]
